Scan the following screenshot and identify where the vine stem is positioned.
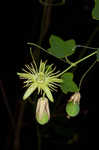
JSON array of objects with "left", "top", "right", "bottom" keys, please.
[
  {"left": 37, "top": 125, "right": 41, "bottom": 150},
  {"left": 0, "top": 80, "right": 15, "bottom": 128},
  {"left": 74, "top": 51, "right": 97, "bottom": 65},
  {"left": 56, "top": 51, "right": 97, "bottom": 77},
  {"left": 65, "top": 56, "right": 73, "bottom": 65},
  {"left": 28, "top": 42, "right": 47, "bottom": 52},
  {"left": 78, "top": 60, "right": 97, "bottom": 89},
  {"left": 27, "top": 42, "right": 97, "bottom": 77},
  {"left": 27, "top": 42, "right": 66, "bottom": 63},
  {"left": 75, "top": 45, "right": 98, "bottom": 50},
  {"left": 39, "top": 0, "right": 65, "bottom": 6}
]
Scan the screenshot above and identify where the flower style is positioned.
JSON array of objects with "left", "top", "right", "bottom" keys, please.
[{"left": 17, "top": 59, "right": 62, "bottom": 102}]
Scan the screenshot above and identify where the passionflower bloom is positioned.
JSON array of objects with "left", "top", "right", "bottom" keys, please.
[
  {"left": 17, "top": 60, "right": 62, "bottom": 102},
  {"left": 36, "top": 97, "right": 50, "bottom": 125}
]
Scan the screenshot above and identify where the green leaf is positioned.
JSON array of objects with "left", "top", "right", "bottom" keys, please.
[
  {"left": 96, "top": 48, "right": 99, "bottom": 62},
  {"left": 92, "top": 0, "right": 99, "bottom": 20},
  {"left": 60, "top": 73, "right": 79, "bottom": 94},
  {"left": 48, "top": 35, "right": 76, "bottom": 58}
]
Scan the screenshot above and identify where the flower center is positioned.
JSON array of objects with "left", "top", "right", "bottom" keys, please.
[{"left": 37, "top": 72, "right": 45, "bottom": 83}]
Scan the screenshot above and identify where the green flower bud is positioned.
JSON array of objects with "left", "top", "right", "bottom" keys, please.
[
  {"left": 66, "top": 101, "right": 80, "bottom": 117},
  {"left": 36, "top": 97, "right": 50, "bottom": 125},
  {"left": 36, "top": 112, "right": 49, "bottom": 125}
]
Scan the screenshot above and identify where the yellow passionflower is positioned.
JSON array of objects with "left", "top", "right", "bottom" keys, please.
[{"left": 17, "top": 60, "right": 62, "bottom": 102}]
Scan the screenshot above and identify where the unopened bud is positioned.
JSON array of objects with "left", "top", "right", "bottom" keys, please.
[
  {"left": 66, "top": 92, "right": 81, "bottom": 117},
  {"left": 36, "top": 97, "right": 50, "bottom": 125},
  {"left": 66, "top": 101, "right": 80, "bottom": 117}
]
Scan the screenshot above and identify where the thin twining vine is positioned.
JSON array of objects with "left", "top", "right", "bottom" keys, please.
[
  {"left": 27, "top": 42, "right": 66, "bottom": 63},
  {"left": 55, "top": 51, "right": 97, "bottom": 77},
  {"left": 78, "top": 60, "right": 97, "bottom": 89},
  {"left": 39, "top": 0, "right": 65, "bottom": 6},
  {"left": 27, "top": 42, "right": 97, "bottom": 77}
]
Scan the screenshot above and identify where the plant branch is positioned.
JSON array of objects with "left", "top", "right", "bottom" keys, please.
[
  {"left": 0, "top": 80, "right": 15, "bottom": 129},
  {"left": 78, "top": 60, "right": 97, "bottom": 89},
  {"left": 76, "top": 45, "right": 98, "bottom": 50},
  {"left": 39, "top": 0, "right": 65, "bottom": 6},
  {"left": 56, "top": 51, "right": 97, "bottom": 77},
  {"left": 27, "top": 42, "right": 66, "bottom": 63}
]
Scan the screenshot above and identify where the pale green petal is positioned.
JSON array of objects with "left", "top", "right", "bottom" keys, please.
[
  {"left": 48, "top": 83, "right": 57, "bottom": 91},
  {"left": 25, "top": 64, "right": 36, "bottom": 74},
  {"left": 45, "top": 64, "right": 53, "bottom": 74},
  {"left": 39, "top": 60, "right": 46, "bottom": 73},
  {"left": 23, "top": 84, "right": 37, "bottom": 100},
  {"left": 48, "top": 70, "right": 60, "bottom": 77},
  {"left": 42, "top": 86, "right": 54, "bottom": 102},
  {"left": 47, "top": 77, "right": 63, "bottom": 83},
  {"left": 47, "top": 66, "right": 56, "bottom": 76},
  {"left": 17, "top": 72, "right": 34, "bottom": 79}
]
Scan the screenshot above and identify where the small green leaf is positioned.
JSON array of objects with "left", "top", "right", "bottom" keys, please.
[
  {"left": 48, "top": 35, "right": 76, "bottom": 58},
  {"left": 60, "top": 73, "right": 79, "bottom": 94},
  {"left": 96, "top": 48, "right": 99, "bottom": 62},
  {"left": 92, "top": 0, "right": 99, "bottom": 20}
]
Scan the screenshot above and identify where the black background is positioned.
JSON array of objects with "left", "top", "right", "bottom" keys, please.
[{"left": 0, "top": 0, "right": 99, "bottom": 149}]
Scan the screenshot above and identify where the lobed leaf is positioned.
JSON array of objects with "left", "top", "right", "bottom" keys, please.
[
  {"left": 60, "top": 73, "right": 79, "bottom": 94},
  {"left": 92, "top": 0, "right": 99, "bottom": 20},
  {"left": 48, "top": 35, "right": 76, "bottom": 58}
]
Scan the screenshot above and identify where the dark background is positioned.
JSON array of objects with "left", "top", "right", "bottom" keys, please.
[{"left": 0, "top": 0, "right": 99, "bottom": 149}]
